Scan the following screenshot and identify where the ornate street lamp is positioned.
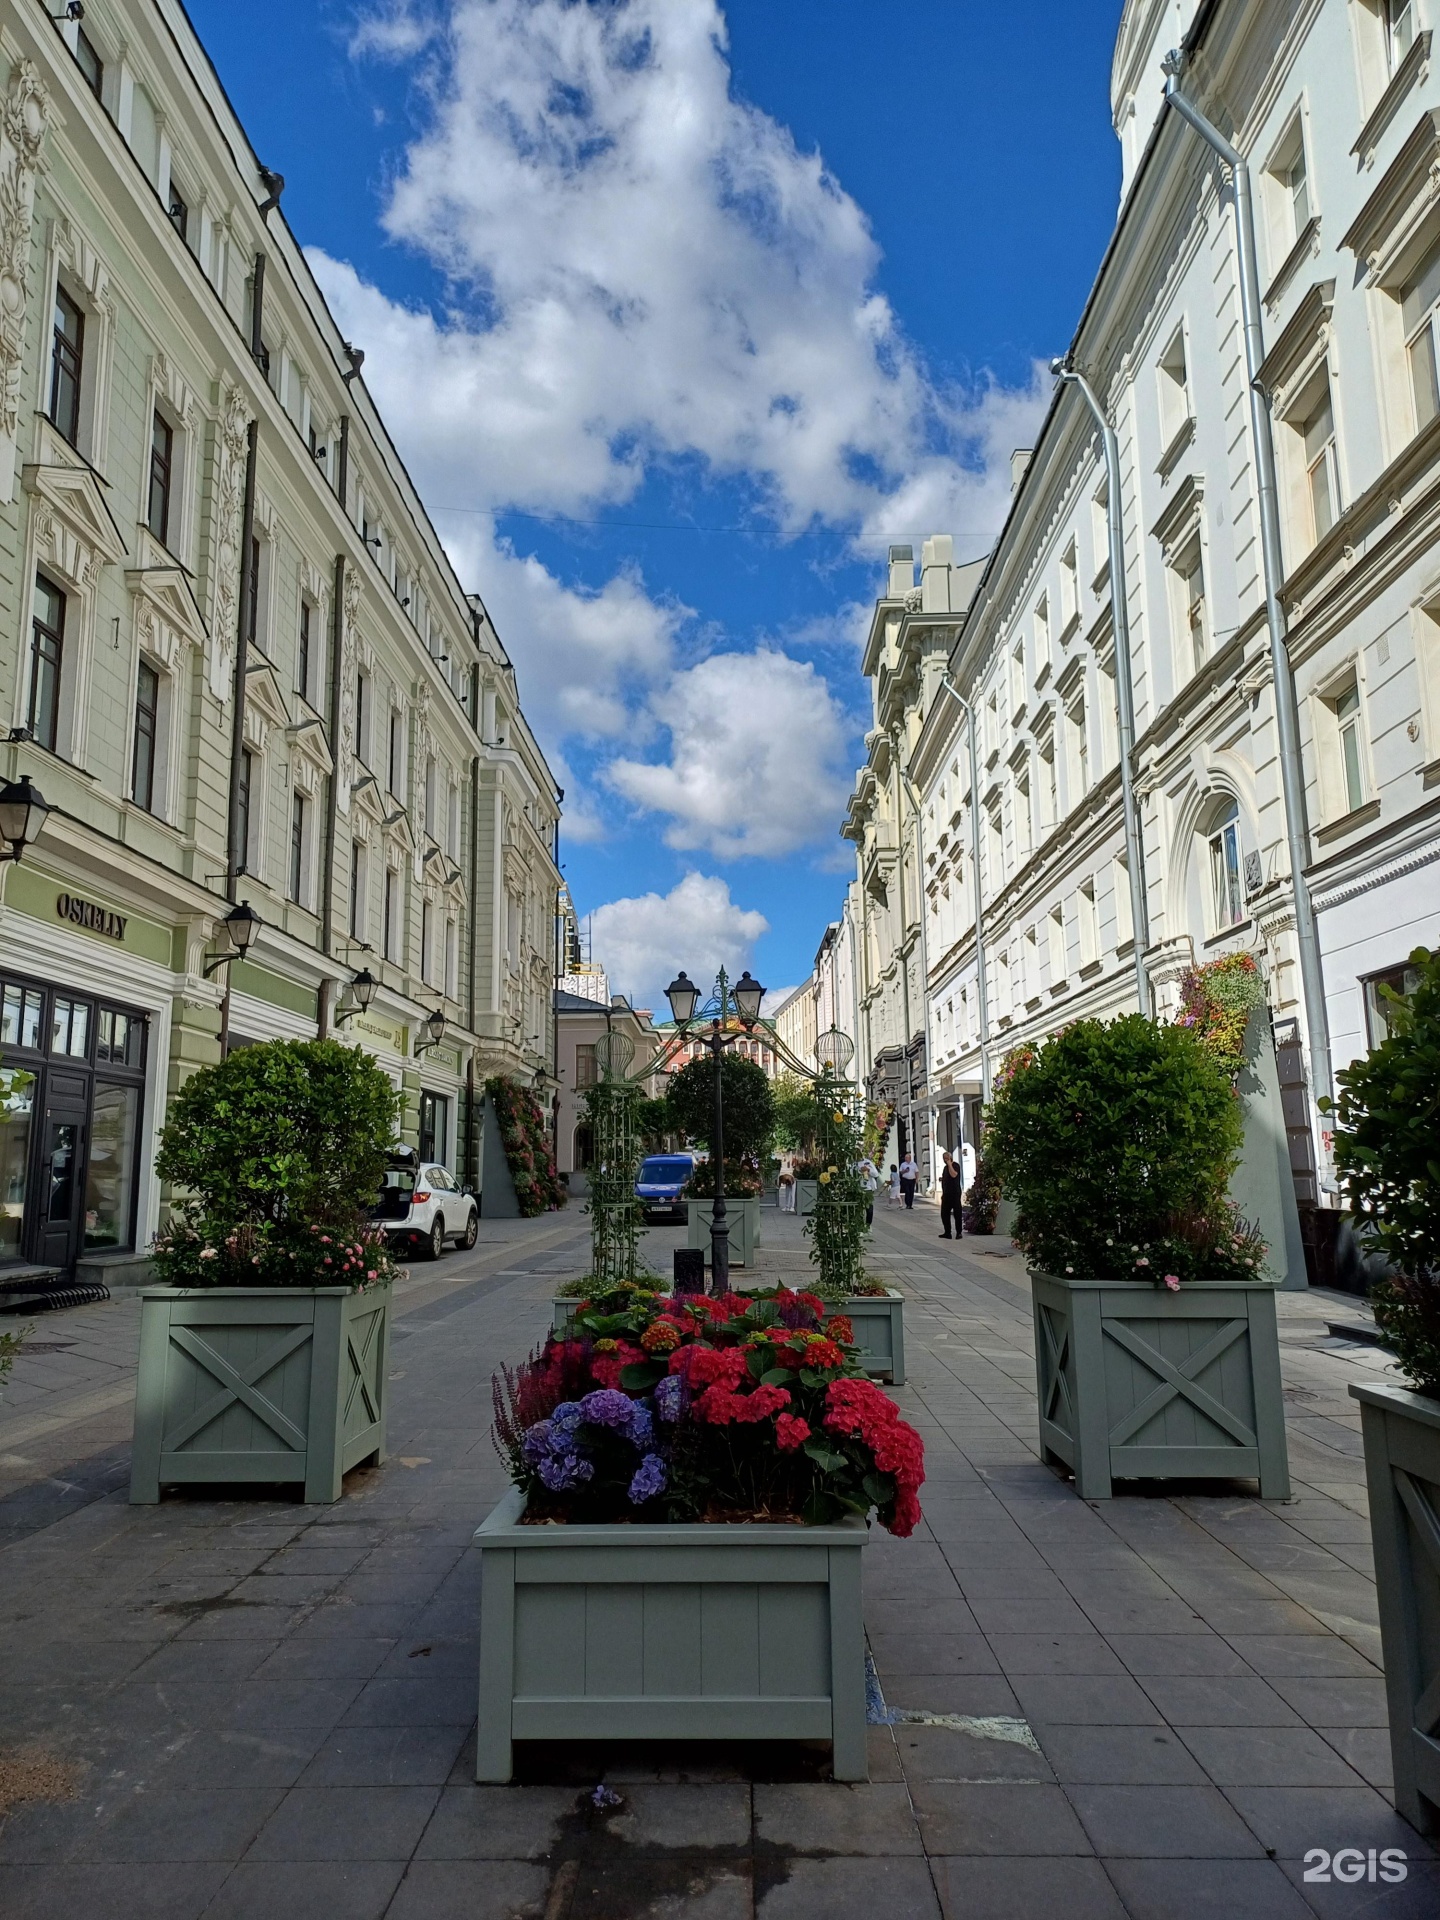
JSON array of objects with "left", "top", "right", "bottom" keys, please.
[
  {"left": 664, "top": 965, "right": 764, "bottom": 1296},
  {"left": 334, "top": 967, "right": 378, "bottom": 1027},
  {"left": 414, "top": 1007, "right": 448, "bottom": 1056},
  {"left": 0, "top": 774, "right": 50, "bottom": 864},
  {"left": 203, "top": 898, "right": 263, "bottom": 976}
]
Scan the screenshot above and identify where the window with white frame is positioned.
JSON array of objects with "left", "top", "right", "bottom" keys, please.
[
  {"left": 289, "top": 790, "right": 312, "bottom": 907},
  {"left": 1316, "top": 670, "right": 1372, "bottom": 821},
  {"left": 996, "top": 948, "right": 1011, "bottom": 1019},
  {"left": 388, "top": 708, "right": 405, "bottom": 797},
  {"left": 1077, "top": 879, "right": 1099, "bottom": 967},
  {"left": 447, "top": 782, "right": 461, "bottom": 859},
  {"left": 349, "top": 837, "right": 367, "bottom": 940},
  {"left": 1386, "top": 0, "right": 1419, "bottom": 72},
  {"left": 1265, "top": 116, "right": 1312, "bottom": 269},
  {"left": 1401, "top": 236, "right": 1440, "bottom": 430},
  {"left": 1113, "top": 852, "right": 1134, "bottom": 947},
  {"left": 1415, "top": 592, "right": 1440, "bottom": 761},
  {"left": 383, "top": 865, "right": 401, "bottom": 961},
  {"left": 1059, "top": 540, "right": 1079, "bottom": 630},
  {"left": 28, "top": 574, "right": 66, "bottom": 755},
  {"left": 1039, "top": 733, "right": 1058, "bottom": 828},
  {"left": 297, "top": 598, "right": 317, "bottom": 706},
  {"left": 1207, "top": 800, "right": 1245, "bottom": 930},
  {"left": 1298, "top": 375, "right": 1341, "bottom": 544},
  {"left": 355, "top": 668, "right": 370, "bottom": 765},
  {"left": 1046, "top": 906, "right": 1066, "bottom": 987},
  {"left": 1066, "top": 692, "right": 1090, "bottom": 800},
  {"left": 1022, "top": 926, "right": 1039, "bottom": 1003},
  {"left": 421, "top": 899, "right": 434, "bottom": 983},
  {"left": 1091, "top": 478, "right": 1109, "bottom": 584},
  {"left": 1014, "top": 766, "right": 1032, "bottom": 857},
  {"left": 1034, "top": 593, "right": 1050, "bottom": 676},
  {"left": 986, "top": 802, "right": 1004, "bottom": 886},
  {"left": 423, "top": 756, "right": 437, "bottom": 838},
  {"left": 49, "top": 286, "right": 85, "bottom": 449},
  {"left": 1171, "top": 532, "right": 1207, "bottom": 675},
  {"left": 1009, "top": 640, "right": 1025, "bottom": 715},
  {"left": 131, "top": 659, "right": 163, "bottom": 814},
  {"left": 445, "top": 917, "right": 458, "bottom": 1000},
  {"left": 1157, "top": 324, "right": 1191, "bottom": 448}
]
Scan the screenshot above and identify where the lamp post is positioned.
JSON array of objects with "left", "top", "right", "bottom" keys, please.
[
  {"left": 333, "top": 968, "right": 378, "bottom": 1028},
  {"left": 664, "top": 966, "right": 765, "bottom": 1296},
  {"left": 0, "top": 775, "right": 50, "bottom": 863},
  {"left": 414, "top": 1007, "right": 448, "bottom": 1057}
]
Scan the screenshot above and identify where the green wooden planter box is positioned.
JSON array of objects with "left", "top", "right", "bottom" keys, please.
[
  {"left": 129, "top": 1282, "right": 392, "bottom": 1504},
  {"left": 829, "top": 1293, "right": 905, "bottom": 1385},
  {"left": 1031, "top": 1272, "right": 1290, "bottom": 1500},
  {"left": 1350, "top": 1380, "right": 1440, "bottom": 1834},
  {"left": 686, "top": 1198, "right": 761, "bottom": 1267},
  {"left": 795, "top": 1179, "right": 819, "bottom": 1217},
  {"left": 474, "top": 1485, "right": 868, "bottom": 1782}
]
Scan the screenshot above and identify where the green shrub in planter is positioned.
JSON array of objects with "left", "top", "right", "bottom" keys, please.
[
  {"left": 984, "top": 1015, "right": 1260, "bottom": 1284},
  {"left": 1330, "top": 946, "right": 1440, "bottom": 1395},
  {"left": 153, "top": 1039, "right": 403, "bottom": 1287}
]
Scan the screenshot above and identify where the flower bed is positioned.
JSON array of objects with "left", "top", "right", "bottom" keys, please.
[{"left": 497, "top": 1283, "right": 924, "bottom": 1533}]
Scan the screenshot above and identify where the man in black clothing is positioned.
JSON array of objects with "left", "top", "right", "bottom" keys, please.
[{"left": 939, "top": 1149, "right": 963, "bottom": 1241}]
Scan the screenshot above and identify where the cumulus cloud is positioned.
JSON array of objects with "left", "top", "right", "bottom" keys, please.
[
  {"left": 320, "top": 0, "right": 1050, "bottom": 854},
  {"left": 590, "top": 872, "right": 769, "bottom": 1009},
  {"left": 607, "top": 649, "right": 853, "bottom": 859}
]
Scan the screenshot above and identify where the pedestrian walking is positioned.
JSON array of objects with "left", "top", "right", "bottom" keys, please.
[
  {"left": 887, "top": 1162, "right": 902, "bottom": 1207},
  {"left": 898, "top": 1152, "right": 919, "bottom": 1210},
  {"left": 939, "top": 1149, "right": 963, "bottom": 1241},
  {"left": 777, "top": 1153, "right": 797, "bottom": 1214},
  {"left": 857, "top": 1155, "right": 880, "bottom": 1226}
]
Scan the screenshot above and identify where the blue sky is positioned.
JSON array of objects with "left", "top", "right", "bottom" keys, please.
[{"left": 187, "top": 0, "right": 1123, "bottom": 1008}]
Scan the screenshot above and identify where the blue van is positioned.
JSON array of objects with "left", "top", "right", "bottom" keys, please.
[{"left": 635, "top": 1153, "right": 696, "bottom": 1223}]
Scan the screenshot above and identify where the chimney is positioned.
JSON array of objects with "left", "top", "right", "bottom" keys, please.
[
  {"left": 887, "top": 544, "right": 915, "bottom": 598},
  {"left": 1010, "top": 449, "right": 1032, "bottom": 494},
  {"left": 920, "top": 534, "right": 954, "bottom": 613}
]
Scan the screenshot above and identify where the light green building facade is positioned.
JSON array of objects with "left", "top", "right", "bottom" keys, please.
[{"left": 0, "top": 4, "right": 561, "bottom": 1293}]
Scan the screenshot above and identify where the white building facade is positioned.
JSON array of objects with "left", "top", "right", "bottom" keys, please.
[
  {"left": 897, "top": 0, "right": 1440, "bottom": 1224},
  {"left": 0, "top": 3, "right": 561, "bottom": 1289}
]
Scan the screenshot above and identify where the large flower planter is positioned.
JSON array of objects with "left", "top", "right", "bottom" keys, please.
[
  {"left": 473, "top": 1485, "right": 868, "bottom": 1782},
  {"left": 795, "top": 1179, "right": 819, "bottom": 1217},
  {"left": 1031, "top": 1273, "right": 1290, "bottom": 1500},
  {"left": 829, "top": 1293, "right": 905, "bottom": 1385},
  {"left": 129, "top": 1282, "right": 392, "bottom": 1504},
  {"left": 686, "top": 1197, "right": 761, "bottom": 1267},
  {"left": 1350, "top": 1380, "right": 1440, "bottom": 1835}
]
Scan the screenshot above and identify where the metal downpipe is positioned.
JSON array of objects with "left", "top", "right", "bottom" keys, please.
[{"left": 1052, "top": 363, "right": 1152, "bottom": 1017}]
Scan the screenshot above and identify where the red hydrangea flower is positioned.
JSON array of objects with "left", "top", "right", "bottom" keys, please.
[
  {"left": 694, "top": 1381, "right": 792, "bottom": 1425},
  {"left": 668, "top": 1345, "right": 748, "bottom": 1389},
  {"left": 827, "top": 1316, "right": 854, "bottom": 1346},
  {"left": 823, "top": 1378, "right": 926, "bottom": 1538},
  {"left": 589, "top": 1341, "right": 644, "bottom": 1389},
  {"left": 775, "top": 1413, "right": 811, "bottom": 1451}
]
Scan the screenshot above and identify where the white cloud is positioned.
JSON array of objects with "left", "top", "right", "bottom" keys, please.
[
  {"left": 319, "top": 0, "right": 1052, "bottom": 852},
  {"left": 607, "top": 649, "right": 853, "bottom": 859},
  {"left": 348, "top": 1, "right": 439, "bottom": 59},
  {"left": 590, "top": 872, "right": 769, "bottom": 1009}
]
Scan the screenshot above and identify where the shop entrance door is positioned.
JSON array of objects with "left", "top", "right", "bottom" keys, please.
[{"left": 36, "top": 1071, "right": 88, "bottom": 1272}]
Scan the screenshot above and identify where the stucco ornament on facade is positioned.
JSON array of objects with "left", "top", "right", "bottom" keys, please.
[
  {"left": 0, "top": 59, "right": 51, "bottom": 502},
  {"left": 209, "top": 382, "right": 251, "bottom": 699}
]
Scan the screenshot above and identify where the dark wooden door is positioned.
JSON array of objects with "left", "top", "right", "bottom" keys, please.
[{"left": 35, "top": 1069, "right": 88, "bottom": 1273}]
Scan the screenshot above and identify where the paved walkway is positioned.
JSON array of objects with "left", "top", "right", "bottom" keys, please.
[{"left": 0, "top": 1203, "right": 1431, "bottom": 1918}]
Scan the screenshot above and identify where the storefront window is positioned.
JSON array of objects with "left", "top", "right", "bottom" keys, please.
[
  {"left": 52, "top": 997, "right": 90, "bottom": 1057},
  {"left": 85, "top": 1082, "right": 139, "bottom": 1250},
  {"left": 1, "top": 984, "right": 43, "bottom": 1051},
  {"left": 1363, "top": 961, "right": 1424, "bottom": 1048},
  {"left": 0, "top": 1067, "right": 35, "bottom": 1259},
  {"left": 97, "top": 1009, "right": 141, "bottom": 1067}
]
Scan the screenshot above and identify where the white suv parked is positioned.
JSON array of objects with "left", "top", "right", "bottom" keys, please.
[{"left": 372, "top": 1152, "right": 479, "bottom": 1260}]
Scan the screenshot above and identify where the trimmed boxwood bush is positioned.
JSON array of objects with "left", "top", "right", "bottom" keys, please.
[
  {"left": 1329, "top": 946, "right": 1440, "bottom": 1396},
  {"left": 983, "top": 1015, "right": 1263, "bottom": 1286},
  {"left": 152, "top": 1039, "right": 403, "bottom": 1288}
]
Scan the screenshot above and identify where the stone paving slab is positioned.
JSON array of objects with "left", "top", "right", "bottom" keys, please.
[{"left": 0, "top": 1200, "right": 1433, "bottom": 1915}]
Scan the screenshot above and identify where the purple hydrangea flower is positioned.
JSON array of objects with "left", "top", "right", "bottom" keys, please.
[
  {"left": 628, "top": 1453, "right": 667, "bottom": 1503},
  {"left": 549, "top": 1401, "right": 584, "bottom": 1435},
  {"left": 579, "top": 1389, "right": 636, "bottom": 1428},
  {"left": 653, "top": 1376, "right": 684, "bottom": 1422},
  {"left": 537, "top": 1451, "right": 594, "bottom": 1492},
  {"left": 520, "top": 1420, "right": 554, "bottom": 1464},
  {"left": 627, "top": 1403, "right": 655, "bottom": 1449}
]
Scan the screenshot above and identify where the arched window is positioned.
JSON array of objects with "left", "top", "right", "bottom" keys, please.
[{"left": 1207, "top": 800, "right": 1244, "bottom": 930}]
